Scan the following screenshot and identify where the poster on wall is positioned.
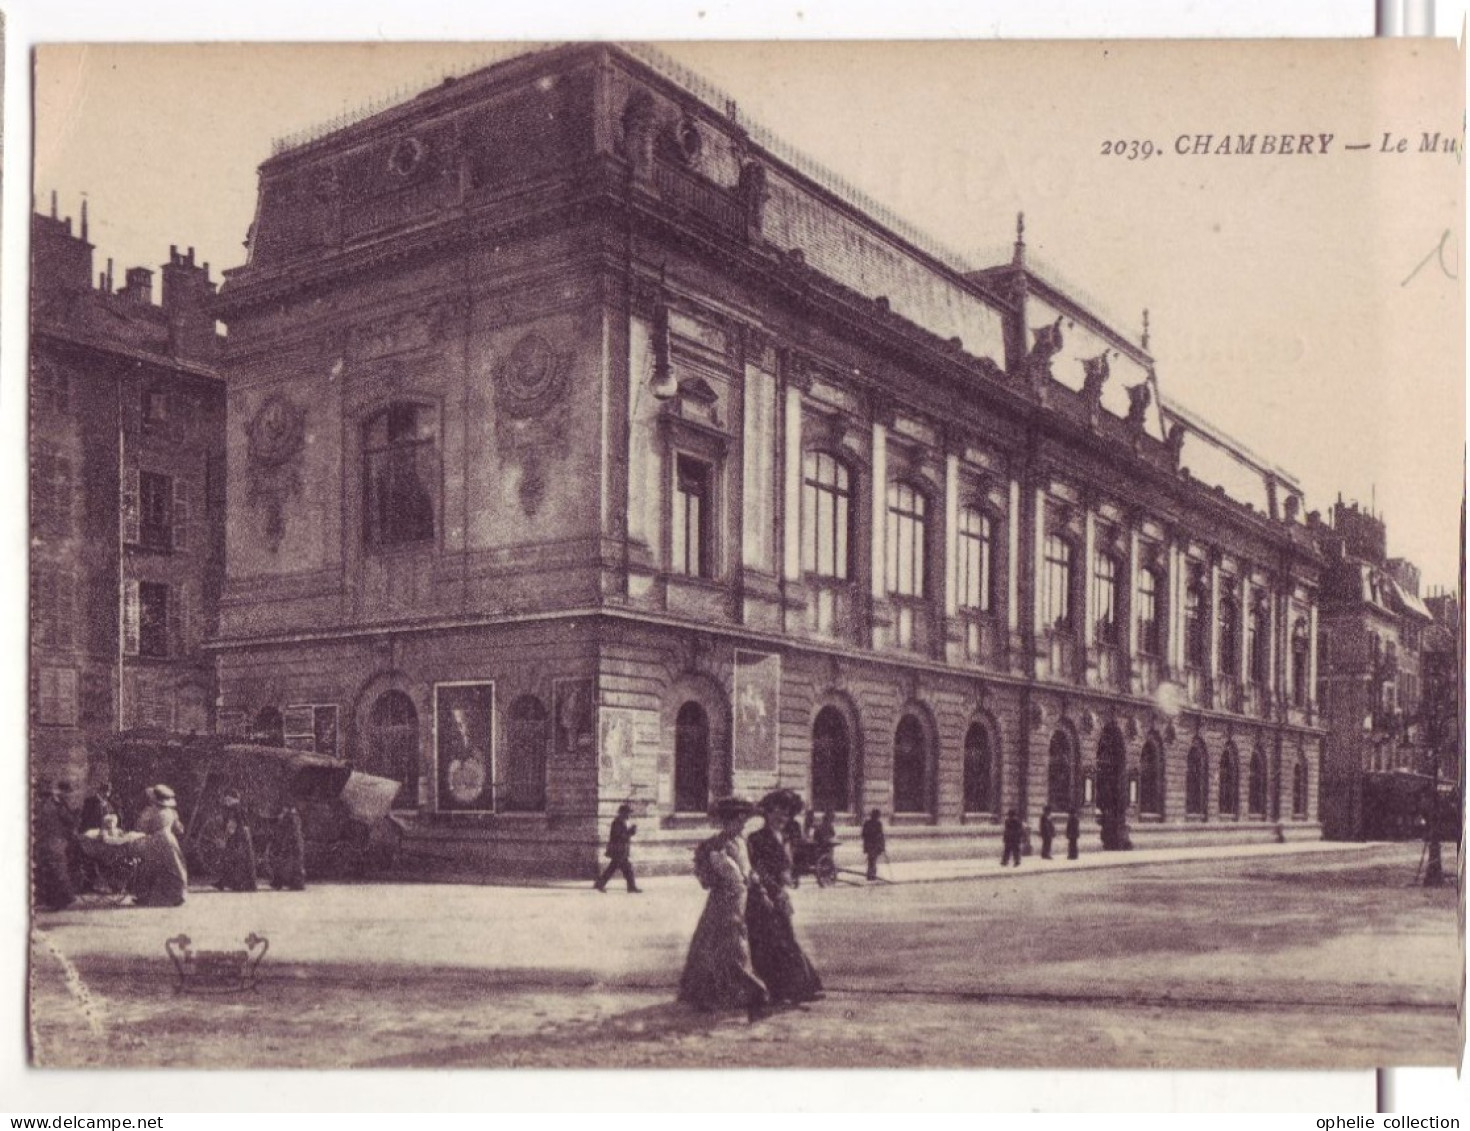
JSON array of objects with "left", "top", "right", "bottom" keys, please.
[
  {"left": 434, "top": 681, "right": 495, "bottom": 812},
  {"left": 732, "top": 650, "right": 780, "bottom": 772},
  {"left": 597, "top": 707, "right": 638, "bottom": 793},
  {"left": 553, "top": 678, "right": 596, "bottom": 764}
]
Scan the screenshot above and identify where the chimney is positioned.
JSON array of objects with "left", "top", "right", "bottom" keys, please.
[
  {"left": 120, "top": 266, "right": 154, "bottom": 306},
  {"left": 162, "top": 244, "right": 218, "bottom": 361}
]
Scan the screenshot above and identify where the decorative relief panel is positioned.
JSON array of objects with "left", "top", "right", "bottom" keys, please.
[
  {"left": 491, "top": 332, "right": 573, "bottom": 517},
  {"left": 244, "top": 393, "right": 307, "bottom": 553}
]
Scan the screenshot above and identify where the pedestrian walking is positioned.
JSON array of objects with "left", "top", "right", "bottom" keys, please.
[
  {"left": 33, "top": 778, "right": 78, "bottom": 911},
  {"left": 593, "top": 803, "right": 642, "bottom": 893},
  {"left": 678, "top": 797, "right": 770, "bottom": 1021},
  {"left": 1001, "top": 809, "right": 1024, "bottom": 867},
  {"left": 746, "top": 790, "right": 824, "bottom": 1007},
  {"left": 861, "top": 808, "right": 886, "bottom": 881},
  {"left": 1065, "top": 808, "right": 1081, "bottom": 860},
  {"left": 268, "top": 801, "right": 307, "bottom": 891},
  {"left": 1039, "top": 804, "right": 1056, "bottom": 860}
]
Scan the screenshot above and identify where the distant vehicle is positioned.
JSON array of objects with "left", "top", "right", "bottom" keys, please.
[{"left": 104, "top": 730, "right": 403, "bottom": 880}]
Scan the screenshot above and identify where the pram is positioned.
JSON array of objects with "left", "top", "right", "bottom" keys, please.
[
  {"left": 76, "top": 829, "right": 145, "bottom": 905},
  {"left": 791, "top": 838, "right": 840, "bottom": 887}
]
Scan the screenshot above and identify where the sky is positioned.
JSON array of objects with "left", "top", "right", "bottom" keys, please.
[{"left": 29, "top": 38, "right": 1466, "bottom": 592}]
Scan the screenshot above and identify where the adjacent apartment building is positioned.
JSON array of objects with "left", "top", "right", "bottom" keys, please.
[
  {"left": 208, "top": 44, "right": 1326, "bottom": 876},
  {"left": 30, "top": 199, "right": 226, "bottom": 789}
]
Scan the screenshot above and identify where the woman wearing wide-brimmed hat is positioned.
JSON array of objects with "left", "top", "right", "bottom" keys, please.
[
  {"left": 132, "top": 784, "right": 188, "bottom": 907},
  {"left": 677, "top": 797, "right": 770, "bottom": 1020},
  {"left": 746, "top": 789, "right": 824, "bottom": 1007}
]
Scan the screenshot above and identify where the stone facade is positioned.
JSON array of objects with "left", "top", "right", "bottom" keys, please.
[
  {"left": 30, "top": 202, "right": 226, "bottom": 789},
  {"left": 211, "top": 44, "right": 1325, "bottom": 877}
]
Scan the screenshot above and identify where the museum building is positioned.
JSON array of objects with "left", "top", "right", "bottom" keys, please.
[{"left": 210, "top": 43, "right": 1326, "bottom": 875}]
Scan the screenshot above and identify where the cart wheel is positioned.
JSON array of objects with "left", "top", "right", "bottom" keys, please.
[{"left": 816, "top": 855, "right": 838, "bottom": 887}]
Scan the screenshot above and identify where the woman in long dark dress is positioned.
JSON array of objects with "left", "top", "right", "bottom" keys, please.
[
  {"left": 268, "top": 802, "right": 307, "bottom": 891},
  {"left": 745, "top": 790, "right": 824, "bottom": 1007},
  {"left": 678, "top": 798, "right": 769, "bottom": 1020},
  {"left": 215, "top": 797, "right": 259, "bottom": 892}
]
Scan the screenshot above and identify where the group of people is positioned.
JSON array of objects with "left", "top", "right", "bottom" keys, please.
[
  {"left": 1001, "top": 805, "right": 1083, "bottom": 866},
  {"left": 677, "top": 790, "right": 826, "bottom": 1022},
  {"left": 31, "top": 776, "right": 309, "bottom": 911}
]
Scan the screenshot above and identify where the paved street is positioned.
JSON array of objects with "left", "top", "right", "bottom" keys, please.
[{"left": 28, "top": 840, "right": 1460, "bottom": 1069}]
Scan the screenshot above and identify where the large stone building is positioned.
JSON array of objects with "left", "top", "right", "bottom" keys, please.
[
  {"left": 210, "top": 44, "right": 1325, "bottom": 876},
  {"left": 30, "top": 198, "right": 226, "bottom": 789},
  {"left": 1315, "top": 500, "right": 1460, "bottom": 838}
]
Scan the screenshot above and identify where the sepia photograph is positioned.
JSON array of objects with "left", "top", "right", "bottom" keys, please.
[{"left": 20, "top": 26, "right": 1465, "bottom": 1088}]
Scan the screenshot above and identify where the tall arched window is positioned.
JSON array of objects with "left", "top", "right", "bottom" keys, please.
[
  {"left": 885, "top": 483, "right": 928, "bottom": 598},
  {"left": 1185, "top": 571, "right": 1208, "bottom": 670},
  {"left": 1219, "top": 745, "right": 1240, "bottom": 816},
  {"left": 1092, "top": 550, "right": 1122, "bottom": 645},
  {"left": 1043, "top": 535, "right": 1074, "bottom": 631},
  {"left": 1219, "top": 594, "right": 1240, "bottom": 675},
  {"left": 801, "top": 451, "right": 852, "bottom": 580},
  {"left": 674, "top": 701, "right": 711, "bottom": 814},
  {"left": 503, "top": 696, "right": 549, "bottom": 812},
  {"left": 1140, "top": 738, "right": 1164, "bottom": 816},
  {"left": 1291, "top": 618, "right": 1310, "bottom": 708},
  {"left": 956, "top": 507, "right": 994, "bottom": 612},
  {"left": 1137, "top": 565, "right": 1162, "bottom": 657},
  {"left": 811, "top": 707, "right": 851, "bottom": 814},
  {"left": 1248, "top": 747, "right": 1268, "bottom": 816},
  {"left": 363, "top": 402, "right": 437, "bottom": 549},
  {"left": 1292, "top": 755, "right": 1309, "bottom": 818},
  {"left": 963, "top": 723, "right": 993, "bottom": 814},
  {"left": 366, "top": 690, "right": 420, "bottom": 809},
  {"left": 1185, "top": 740, "right": 1208, "bottom": 816},
  {"left": 892, "top": 714, "right": 929, "bottom": 814},
  {"left": 1248, "top": 596, "right": 1270, "bottom": 686},
  {"left": 1047, "top": 729, "right": 1076, "bottom": 811}
]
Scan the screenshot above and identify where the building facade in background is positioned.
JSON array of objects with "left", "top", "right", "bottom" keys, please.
[
  {"left": 206, "top": 44, "right": 1326, "bottom": 876},
  {"left": 30, "top": 201, "right": 226, "bottom": 789},
  {"left": 1315, "top": 499, "right": 1462, "bottom": 839}
]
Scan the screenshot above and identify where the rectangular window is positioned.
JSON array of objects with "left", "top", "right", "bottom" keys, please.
[
  {"left": 139, "top": 471, "right": 174, "bottom": 551},
  {"left": 32, "top": 446, "right": 75, "bottom": 539},
  {"left": 34, "top": 569, "right": 77, "bottom": 651},
  {"left": 672, "top": 455, "right": 712, "bottom": 578},
  {"left": 284, "top": 703, "right": 340, "bottom": 756},
  {"left": 142, "top": 387, "right": 170, "bottom": 433},
  {"left": 1043, "top": 534, "right": 1073, "bottom": 630},
  {"left": 1185, "top": 579, "right": 1208, "bottom": 670},
  {"left": 138, "top": 581, "right": 169, "bottom": 658},
  {"left": 37, "top": 667, "right": 79, "bottom": 726}
]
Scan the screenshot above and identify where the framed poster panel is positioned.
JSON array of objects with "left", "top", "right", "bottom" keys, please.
[
  {"left": 553, "top": 678, "right": 596, "bottom": 764},
  {"left": 732, "top": 650, "right": 780, "bottom": 773},
  {"left": 434, "top": 681, "right": 495, "bottom": 813}
]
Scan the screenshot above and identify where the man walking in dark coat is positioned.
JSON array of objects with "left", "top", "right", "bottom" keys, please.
[
  {"left": 1038, "top": 804, "right": 1056, "bottom": 860},
  {"left": 861, "top": 809, "right": 886, "bottom": 881},
  {"left": 594, "top": 803, "right": 642, "bottom": 893},
  {"left": 34, "top": 779, "right": 78, "bottom": 911},
  {"left": 1001, "top": 809, "right": 1024, "bottom": 867},
  {"left": 1065, "top": 809, "right": 1081, "bottom": 860}
]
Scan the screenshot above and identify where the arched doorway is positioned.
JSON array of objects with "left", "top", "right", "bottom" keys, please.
[
  {"left": 963, "top": 722, "right": 993, "bottom": 815},
  {"left": 811, "top": 706, "right": 851, "bottom": 814},
  {"left": 1047, "top": 729, "right": 1077, "bottom": 811},
  {"left": 1096, "top": 722, "right": 1128, "bottom": 850},
  {"left": 892, "top": 714, "right": 929, "bottom": 814},
  {"left": 1140, "top": 737, "right": 1164, "bottom": 817},
  {"left": 365, "top": 690, "right": 419, "bottom": 809},
  {"left": 1186, "top": 740, "right": 1208, "bottom": 817},
  {"left": 674, "top": 701, "right": 710, "bottom": 814},
  {"left": 504, "top": 695, "right": 549, "bottom": 812}
]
